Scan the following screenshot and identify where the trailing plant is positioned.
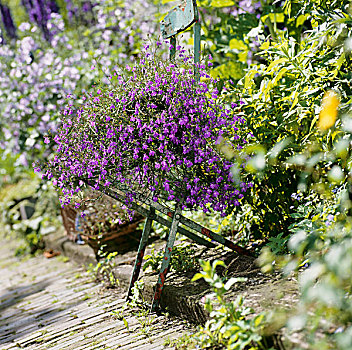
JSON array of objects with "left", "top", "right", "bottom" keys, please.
[
  {"left": 87, "top": 250, "right": 119, "bottom": 287},
  {"left": 36, "top": 45, "right": 251, "bottom": 217},
  {"left": 143, "top": 242, "right": 199, "bottom": 273},
  {"left": 172, "top": 259, "right": 271, "bottom": 349}
]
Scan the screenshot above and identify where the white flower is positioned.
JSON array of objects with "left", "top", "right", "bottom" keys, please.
[
  {"left": 18, "top": 23, "right": 31, "bottom": 32},
  {"left": 21, "top": 36, "right": 35, "bottom": 53}
]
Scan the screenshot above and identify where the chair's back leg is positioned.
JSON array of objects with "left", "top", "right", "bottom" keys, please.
[{"left": 126, "top": 207, "right": 155, "bottom": 300}]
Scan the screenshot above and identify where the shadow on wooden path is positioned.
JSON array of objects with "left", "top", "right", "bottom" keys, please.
[{"left": 0, "top": 237, "right": 191, "bottom": 350}]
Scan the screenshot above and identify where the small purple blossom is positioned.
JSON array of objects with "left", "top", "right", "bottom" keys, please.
[
  {"left": 291, "top": 192, "right": 302, "bottom": 201},
  {"left": 39, "top": 50, "right": 250, "bottom": 216}
]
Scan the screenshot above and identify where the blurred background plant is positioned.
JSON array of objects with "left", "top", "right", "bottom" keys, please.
[
  {"left": 0, "top": 0, "right": 158, "bottom": 255},
  {"left": 0, "top": 175, "right": 61, "bottom": 255},
  {"left": 0, "top": 0, "right": 158, "bottom": 167}
]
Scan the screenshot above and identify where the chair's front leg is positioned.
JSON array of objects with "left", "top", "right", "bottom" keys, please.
[
  {"left": 126, "top": 207, "right": 155, "bottom": 301},
  {"left": 151, "top": 205, "right": 181, "bottom": 311}
]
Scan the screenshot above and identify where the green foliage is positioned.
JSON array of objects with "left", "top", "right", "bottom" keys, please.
[
  {"left": 151, "top": 206, "right": 257, "bottom": 244},
  {"left": 0, "top": 178, "right": 61, "bottom": 255},
  {"left": 174, "top": 259, "right": 270, "bottom": 349},
  {"left": 257, "top": 112, "right": 352, "bottom": 347},
  {"left": 251, "top": 2, "right": 352, "bottom": 345},
  {"left": 0, "top": 149, "right": 38, "bottom": 186},
  {"left": 143, "top": 242, "right": 198, "bottom": 273},
  {"left": 266, "top": 232, "right": 289, "bottom": 255},
  {"left": 196, "top": 0, "right": 257, "bottom": 81},
  {"left": 87, "top": 250, "right": 119, "bottom": 287},
  {"left": 226, "top": 0, "right": 352, "bottom": 242}
]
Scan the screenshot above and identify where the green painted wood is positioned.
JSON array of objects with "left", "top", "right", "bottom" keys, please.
[
  {"left": 151, "top": 205, "right": 182, "bottom": 311},
  {"left": 194, "top": 20, "right": 201, "bottom": 81},
  {"left": 127, "top": 207, "right": 155, "bottom": 300},
  {"left": 160, "top": 0, "right": 197, "bottom": 39},
  {"left": 170, "top": 35, "right": 176, "bottom": 61},
  {"left": 160, "top": 0, "right": 200, "bottom": 80}
]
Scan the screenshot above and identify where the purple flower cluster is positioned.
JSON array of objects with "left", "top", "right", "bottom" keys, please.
[
  {"left": 37, "top": 48, "right": 251, "bottom": 216},
  {"left": 231, "top": 0, "right": 261, "bottom": 16}
]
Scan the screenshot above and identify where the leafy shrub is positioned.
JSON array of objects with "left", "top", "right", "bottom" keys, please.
[
  {"left": 223, "top": 0, "right": 352, "bottom": 242},
  {"left": 251, "top": 3, "right": 352, "bottom": 345},
  {"left": 196, "top": 0, "right": 262, "bottom": 81}
]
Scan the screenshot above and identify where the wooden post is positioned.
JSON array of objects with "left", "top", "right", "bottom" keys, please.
[{"left": 126, "top": 207, "right": 155, "bottom": 300}]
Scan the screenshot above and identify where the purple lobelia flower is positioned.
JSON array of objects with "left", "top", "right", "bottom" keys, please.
[{"left": 36, "top": 46, "right": 251, "bottom": 217}]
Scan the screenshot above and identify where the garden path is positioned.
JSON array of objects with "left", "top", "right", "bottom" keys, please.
[{"left": 0, "top": 237, "right": 191, "bottom": 350}]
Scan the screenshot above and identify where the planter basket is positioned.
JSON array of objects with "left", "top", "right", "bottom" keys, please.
[
  {"left": 80, "top": 212, "right": 144, "bottom": 255},
  {"left": 60, "top": 193, "right": 145, "bottom": 255}
]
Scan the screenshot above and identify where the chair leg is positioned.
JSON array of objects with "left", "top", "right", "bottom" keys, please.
[
  {"left": 126, "top": 207, "right": 155, "bottom": 300},
  {"left": 151, "top": 205, "right": 181, "bottom": 311}
]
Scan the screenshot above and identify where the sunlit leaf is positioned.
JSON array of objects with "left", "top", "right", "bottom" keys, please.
[
  {"left": 229, "top": 38, "right": 247, "bottom": 50},
  {"left": 318, "top": 91, "right": 339, "bottom": 131},
  {"left": 210, "top": 0, "right": 234, "bottom": 7},
  {"left": 328, "top": 165, "right": 344, "bottom": 183}
]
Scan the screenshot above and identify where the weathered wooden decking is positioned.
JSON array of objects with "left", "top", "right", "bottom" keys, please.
[{"left": 0, "top": 237, "right": 191, "bottom": 350}]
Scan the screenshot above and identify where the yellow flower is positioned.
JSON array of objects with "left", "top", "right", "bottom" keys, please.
[{"left": 318, "top": 91, "right": 339, "bottom": 131}]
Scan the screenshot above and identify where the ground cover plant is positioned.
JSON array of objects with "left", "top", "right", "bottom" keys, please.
[{"left": 170, "top": 259, "right": 271, "bottom": 350}]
